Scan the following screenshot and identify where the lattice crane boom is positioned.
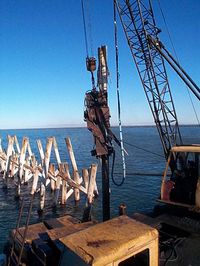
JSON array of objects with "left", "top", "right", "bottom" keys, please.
[{"left": 115, "top": 0, "right": 183, "bottom": 159}]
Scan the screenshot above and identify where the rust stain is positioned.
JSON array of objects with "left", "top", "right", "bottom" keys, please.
[{"left": 87, "top": 239, "right": 112, "bottom": 248}]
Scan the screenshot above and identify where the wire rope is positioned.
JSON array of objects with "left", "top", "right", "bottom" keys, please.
[
  {"left": 124, "top": 141, "right": 164, "bottom": 158},
  {"left": 81, "top": 0, "right": 89, "bottom": 57},
  {"left": 111, "top": 0, "right": 126, "bottom": 186},
  {"left": 157, "top": 0, "right": 200, "bottom": 126},
  {"left": 86, "top": 0, "right": 94, "bottom": 56}
]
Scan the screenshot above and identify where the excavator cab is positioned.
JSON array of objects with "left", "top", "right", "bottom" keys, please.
[{"left": 159, "top": 145, "right": 200, "bottom": 210}]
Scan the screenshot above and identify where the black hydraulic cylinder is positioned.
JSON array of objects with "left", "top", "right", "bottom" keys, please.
[{"left": 101, "top": 155, "right": 110, "bottom": 221}]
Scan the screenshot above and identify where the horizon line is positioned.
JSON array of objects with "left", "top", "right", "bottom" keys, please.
[{"left": 0, "top": 123, "right": 198, "bottom": 131}]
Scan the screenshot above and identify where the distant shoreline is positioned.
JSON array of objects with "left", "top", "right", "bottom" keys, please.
[{"left": 0, "top": 124, "right": 198, "bottom": 131}]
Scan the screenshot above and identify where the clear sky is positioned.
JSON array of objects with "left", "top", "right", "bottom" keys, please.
[{"left": 0, "top": 0, "right": 199, "bottom": 129}]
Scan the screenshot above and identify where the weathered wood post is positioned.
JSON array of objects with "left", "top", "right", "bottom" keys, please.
[
  {"left": 39, "top": 183, "right": 46, "bottom": 212},
  {"left": 49, "top": 163, "right": 56, "bottom": 191},
  {"left": 87, "top": 164, "right": 98, "bottom": 204},
  {"left": 53, "top": 137, "right": 62, "bottom": 204},
  {"left": 31, "top": 168, "right": 39, "bottom": 195},
  {"left": 65, "top": 137, "right": 81, "bottom": 202},
  {"left": 82, "top": 164, "right": 98, "bottom": 222},
  {"left": 82, "top": 168, "right": 89, "bottom": 192},
  {"left": 64, "top": 163, "right": 74, "bottom": 201},
  {"left": 53, "top": 137, "right": 61, "bottom": 166},
  {"left": 24, "top": 158, "right": 30, "bottom": 184},
  {"left": 54, "top": 163, "right": 63, "bottom": 205},
  {"left": 19, "top": 137, "right": 28, "bottom": 182},
  {"left": 3, "top": 135, "right": 14, "bottom": 186},
  {"left": 60, "top": 163, "right": 67, "bottom": 205},
  {"left": 14, "top": 135, "right": 20, "bottom": 154},
  {"left": 44, "top": 137, "right": 53, "bottom": 180},
  {"left": 37, "top": 139, "right": 45, "bottom": 166}
]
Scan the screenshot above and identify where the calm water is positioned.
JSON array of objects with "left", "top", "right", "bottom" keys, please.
[{"left": 0, "top": 126, "right": 199, "bottom": 252}]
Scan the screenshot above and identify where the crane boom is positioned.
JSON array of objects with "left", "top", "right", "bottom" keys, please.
[{"left": 115, "top": 0, "right": 182, "bottom": 159}]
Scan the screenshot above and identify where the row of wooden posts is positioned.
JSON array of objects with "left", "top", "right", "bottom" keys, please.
[{"left": 0, "top": 135, "right": 98, "bottom": 211}]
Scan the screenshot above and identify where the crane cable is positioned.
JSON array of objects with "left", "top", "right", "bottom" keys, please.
[
  {"left": 81, "top": 0, "right": 89, "bottom": 58},
  {"left": 157, "top": 0, "right": 200, "bottom": 126},
  {"left": 112, "top": 0, "right": 127, "bottom": 186}
]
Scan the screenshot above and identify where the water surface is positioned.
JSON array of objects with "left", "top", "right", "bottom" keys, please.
[{"left": 0, "top": 125, "right": 199, "bottom": 252}]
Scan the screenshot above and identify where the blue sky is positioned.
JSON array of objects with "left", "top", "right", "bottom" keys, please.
[{"left": 0, "top": 0, "right": 199, "bottom": 129}]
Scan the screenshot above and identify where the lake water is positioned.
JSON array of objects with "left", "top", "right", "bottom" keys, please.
[{"left": 0, "top": 125, "right": 199, "bottom": 252}]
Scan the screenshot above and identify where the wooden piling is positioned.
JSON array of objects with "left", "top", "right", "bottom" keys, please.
[
  {"left": 39, "top": 183, "right": 46, "bottom": 211},
  {"left": 60, "top": 163, "right": 68, "bottom": 205},
  {"left": 37, "top": 139, "right": 45, "bottom": 166},
  {"left": 11, "top": 154, "right": 18, "bottom": 177},
  {"left": 19, "top": 137, "right": 28, "bottom": 182},
  {"left": 0, "top": 136, "right": 3, "bottom": 153},
  {"left": 64, "top": 163, "right": 74, "bottom": 201},
  {"left": 54, "top": 163, "right": 64, "bottom": 205},
  {"left": 24, "top": 158, "right": 30, "bottom": 183},
  {"left": 44, "top": 137, "right": 53, "bottom": 179},
  {"left": 0, "top": 135, "right": 99, "bottom": 209},
  {"left": 4, "top": 135, "right": 14, "bottom": 182},
  {"left": 31, "top": 168, "right": 39, "bottom": 195},
  {"left": 15, "top": 182, "right": 21, "bottom": 199},
  {"left": 87, "top": 164, "right": 98, "bottom": 204},
  {"left": 53, "top": 137, "right": 61, "bottom": 165},
  {"left": 49, "top": 163, "right": 56, "bottom": 191},
  {"left": 14, "top": 135, "right": 20, "bottom": 154},
  {"left": 65, "top": 137, "right": 81, "bottom": 202},
  {"left": 27, "top": 141, "right": 33, "bottom": 161},
  {"left": 82, "top": 168, "right": 89, "bottom": 192}
]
